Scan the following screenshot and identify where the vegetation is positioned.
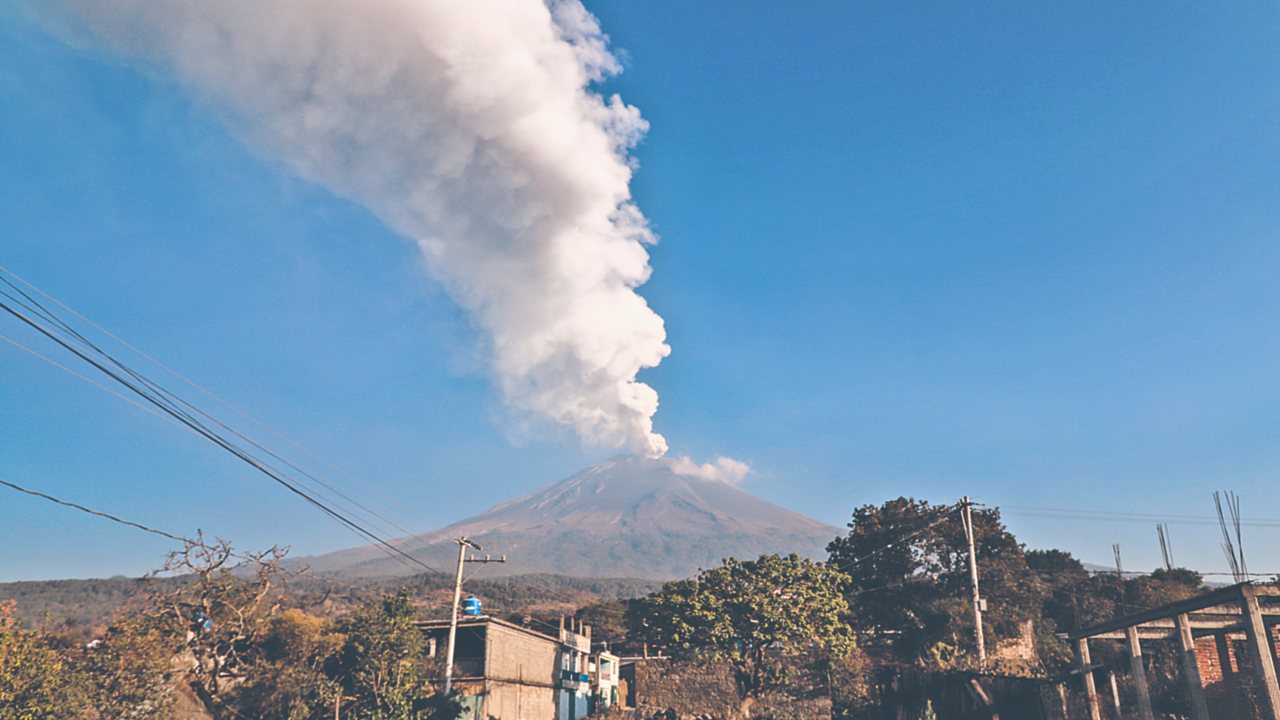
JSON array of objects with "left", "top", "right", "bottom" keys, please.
[
  {"left": 632, "top": 553, "right": 854, "bottom": 706},
  {"left": 0, "top": 539, "right": 456, "bottom": 720},
  {"left": 826, "top": 498, "right": 1047, "bottom": 671},
  {"left": 0, "top": 600, "right": 89, "bottom": 719},
  {"left": 0, "top": 497, "right": 1234, "bottom": 719},
  {"left": 0, "top": 572, "right": 661, "bottom": 629}
]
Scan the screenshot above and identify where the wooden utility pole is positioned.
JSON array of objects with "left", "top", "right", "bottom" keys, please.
[
  {"left": 961, "top": 497, "right": 986, "bottom": 670},
  {"left": 443, "top": 537, "right": 505, "bottom": 694}
]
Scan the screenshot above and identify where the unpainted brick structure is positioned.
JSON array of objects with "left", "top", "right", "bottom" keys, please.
[
  {"left": 1069, "top": 582, "right": 1280, "bottom": 720},
  {"left": 420, "top": 616, "right": 559, "bottom": 720}
]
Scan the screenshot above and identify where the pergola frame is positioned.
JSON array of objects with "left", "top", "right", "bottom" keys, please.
[{"left": 1067, "top": 582, "right": 1280, "bottom": 720}]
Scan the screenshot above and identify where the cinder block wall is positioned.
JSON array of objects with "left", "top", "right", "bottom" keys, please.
[{"left": 483, "top": 623, "right": 559, "bottom": 720}]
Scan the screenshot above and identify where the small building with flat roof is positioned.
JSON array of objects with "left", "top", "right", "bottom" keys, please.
[{"left": 418, "top": 616, "right": 559, "bottom": 720}]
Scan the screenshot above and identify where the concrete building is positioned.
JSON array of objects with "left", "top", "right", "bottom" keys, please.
[
  {"left": 418, "top": 615, "right": 618, "bottom": 720},
  {"left": 418, "top": 616, "right": 559, "bottom": 720},
  {"left": 556, "top": 619, "right": 592, "bottom": 720},
  {"left": 591, "top": 649, "right": 621, "bottom": 711}
]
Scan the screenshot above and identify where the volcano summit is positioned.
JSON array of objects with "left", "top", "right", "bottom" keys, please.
[{"left": 302, "top": 456, "right": 838, "bottom": 580}]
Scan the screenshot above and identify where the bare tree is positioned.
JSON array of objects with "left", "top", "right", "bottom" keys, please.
[{"left": 141, "top": 533, "right": 290, "bottom": 717}]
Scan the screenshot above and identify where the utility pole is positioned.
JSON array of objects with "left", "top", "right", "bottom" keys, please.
[
  {"left": 443, "top": 536, "right": 505, "bottom": 694},
  {"left": 961, "top": 496, "right": 986, "bottom": 671}
]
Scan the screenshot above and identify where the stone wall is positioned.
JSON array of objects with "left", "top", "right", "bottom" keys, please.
[
  {"left": 990, "top": 619, "right": 1039, "bottom": 675},
  {"left": 624, "top": 658, "right": 831, "bottom": 720}
]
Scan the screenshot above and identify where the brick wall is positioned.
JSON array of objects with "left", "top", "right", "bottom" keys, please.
[{"left": 1193, "top": 630, "right": 1280, "bottom": 720}]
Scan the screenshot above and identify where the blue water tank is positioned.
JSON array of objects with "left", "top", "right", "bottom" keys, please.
[{"left": 462, "top": 595, "right": 483, "bottom": 616}]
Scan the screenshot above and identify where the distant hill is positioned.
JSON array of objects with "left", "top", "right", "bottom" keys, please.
[
  {"left": 299, "top": 456, "right": 840, "bottom": 579},
  {"left": 0, "top": 573, "right": 662, "bottom": 629}
]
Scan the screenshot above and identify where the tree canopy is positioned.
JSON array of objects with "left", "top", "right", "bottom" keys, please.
[
  {"left": 827, "top": 497, "right": 1046, "bottom": 669},
  {"left": 632, "top": 553, "right": 854, "bottom": 701}
]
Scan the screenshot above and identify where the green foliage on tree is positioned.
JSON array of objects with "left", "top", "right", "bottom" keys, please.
[
  {"left": 0, "top": 600, "right": 88, "bottom": 720},
  {"left": 827, "top": 497, "right": 1046, "bottom": 670},
  {"left": 573, "top": 598, "right": 635, "bottom": 648},
  {"left": 230, "top": 608, "right": 344, "bottom": 720},
  {"left": 78, "top": 616, "right": 175, "bottom": 719},
  {"left": 632, "top": 553, "right": 854, "bottom": 702},
  {"left": 334, "top": 590, "right": 431, "bottom": 719},
  {"left": 1027, "top": 549, "right": 1208, "bottom": 673}
]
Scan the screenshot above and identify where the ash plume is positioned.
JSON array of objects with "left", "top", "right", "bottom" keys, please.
[
  {"left": 37, "top": 0, "right": 670, "bottom": 456},
  {"left": 665, "top": 456, "right": 752, "bottom": 485}
]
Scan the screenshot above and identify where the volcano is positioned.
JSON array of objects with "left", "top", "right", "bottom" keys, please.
[{"left": 300, "top": 456, "right": 839, "bottom": 580}]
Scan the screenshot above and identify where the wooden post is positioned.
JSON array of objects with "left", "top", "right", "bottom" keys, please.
[
  {"left": 1107, "top": 671, "right": 1122, "bottom": 720},
  {"left": 1056, "top": 682, "right": 1068, "bottom": 720},
  {"left": 968, "top": 678, "right": 1000, "bottom": 720},
  {"left": 1125, "top": 626, "right": 1155, "bottom": 720},
  {"left": 1076, "top": 638, "right": 1101, "bottom": 720},
  {"left": 1174, "top": 613, "right": 1210, "bottom": 720},
  {"left": 1240, "top": 587, "right": 1280, "bottom": 720}
]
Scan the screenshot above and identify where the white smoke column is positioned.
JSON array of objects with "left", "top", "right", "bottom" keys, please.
[
  {"left": 37, "top": 0, "right": 670, "bottom": 456},
  {"left": 665, "top": 456, "right": 752, "bottom": 485}
]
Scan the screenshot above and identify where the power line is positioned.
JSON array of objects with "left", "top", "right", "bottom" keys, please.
[
  {"left": 0, "top": 277, "right": 417, "bottom": 543},
  {"left": 0, "top": 331, "right": 183, "bottom": 427},
  {"left": 0, "top": 478, "right": 189, "bottom": 544},
  {"left": 0, "top": 263, "right": 428, "bottom": 536},
  {"left": 1000, "top": 505, "right": 1280, "bottom": 528},
  {"left": 830, "top": 503, "right": 961, "bottom": 574},
  {"left": 0, "top": 287, "right": 440, "bottom": 577}
]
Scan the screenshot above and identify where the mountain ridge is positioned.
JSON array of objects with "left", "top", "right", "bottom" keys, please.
[{"left": 298, "top": 456, "right": 840, "bottom": 580}]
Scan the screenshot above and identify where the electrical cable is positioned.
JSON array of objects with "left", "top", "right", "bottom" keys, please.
[
  {"left": 1000, "top": 505, "right": 1280, "bottom": 528},
  {"left": 830, "top": 503, "right": 961, "bottom": 574},
  {"left": 0, "top": 278, "right": 417, "bottom": 543},
  {"left": 0, "top": 280, "right": 414, "bottom": 554},
  {"left": 0, "top": 293, "right": 439, "bottom": 576},
  {"left": 0, "top": 263, "right": 428, "bottom": 535},
  {"left": 0, "top": 478, "right": 190, "bottom": 544}
]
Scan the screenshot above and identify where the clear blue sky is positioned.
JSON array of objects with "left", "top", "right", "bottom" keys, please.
[{"left": 2, "top": 2, "right": 1279, "bottom": 581}]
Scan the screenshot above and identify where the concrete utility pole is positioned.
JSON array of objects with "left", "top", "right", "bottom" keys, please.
[
  {"left": 443, "top": 536, "right": 505, "bottom": 694},
  {"left": 961, "top": 497, "right": 986, "bottom": 671}
]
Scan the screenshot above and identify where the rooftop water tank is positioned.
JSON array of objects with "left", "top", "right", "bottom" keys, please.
[{"left": 462, "top": 595, "right": 483, "bottom": 617}]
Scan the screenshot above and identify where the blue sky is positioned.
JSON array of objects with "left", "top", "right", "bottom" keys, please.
[{"left": 2, "top": 2, "right": 1279, "bottom": 581}]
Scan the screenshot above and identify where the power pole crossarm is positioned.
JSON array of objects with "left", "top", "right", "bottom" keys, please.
[{"left": 442, "top": 537, "right": 505, "bottom": 695}]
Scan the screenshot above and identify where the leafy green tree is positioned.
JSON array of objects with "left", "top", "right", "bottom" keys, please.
[
  {"left": 827, "top": 498, "right": 1045, "bottom": 669},
  {"left": 78, "top": 615, "right": 176, "bottom": 719},
  {"left": 1129, "top": 567, "right": 1205, "bottom": 608},
  {"left": 632, "top": 554, "right": 854, "bottom": 707},
  {"left": 230, "top": 609, "right": 344, "bottom": 720},
  {"left": 334, "top": 591, "right": 431, "bottom": 719},
  {"left": 0, "top": 600, "right": 89, "bottom": 719},
  {"left": 574, "top": 599, "right": 635, "bottom": 649}
]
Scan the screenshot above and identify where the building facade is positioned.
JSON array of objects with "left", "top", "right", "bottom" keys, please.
[
  {"left": 418, "top": 616, "right": 558, "bottom": 720},
  {"left": 418, "top": 615, "right": 616, "bottom": 720},
  {"left": 556, "top": 619, "right": 592, "bottom": 720}
]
